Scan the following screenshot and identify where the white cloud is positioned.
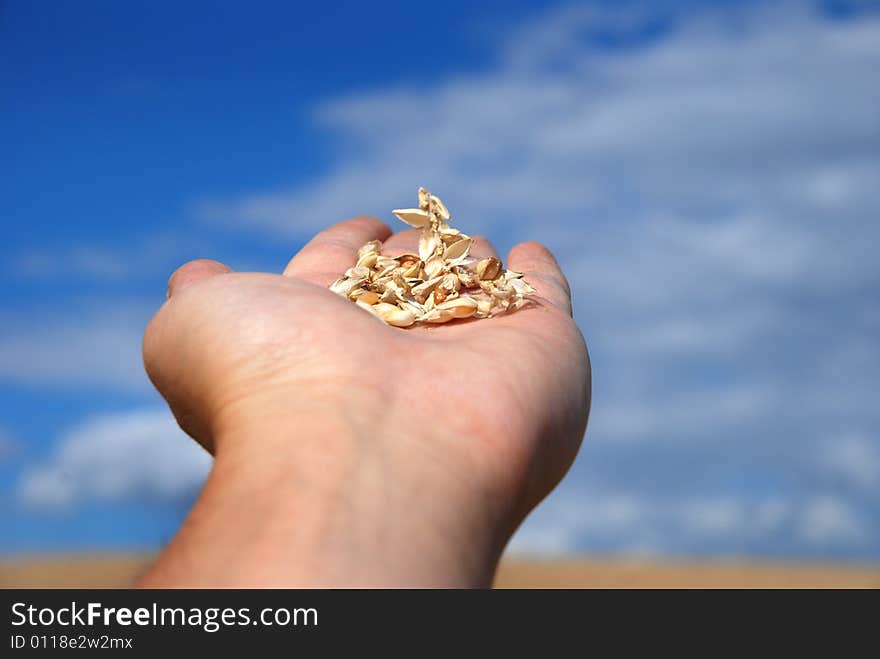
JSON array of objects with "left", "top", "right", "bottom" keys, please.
[
  {"left": 507, "top": 491, "right": 779, "bottom": 557},
  {"left": 19, "top": 408, "right": 211, "bottom": 510},
  {"left": 508, "top": 493, "right": 650, "bottom": 557},
  {"left": 9, "top": 232, "right": 236, "bottom": 282},
  {"left": 681, "top": 499, "right": 747, "bottom": 538},
  {"left": 0, "top": 302, "right": 155, "bottom": 391},
  {"left": 15, "top": 246, "right": 139, "bottom": 280},
  {"left": 819, "top": 434, "right": 880, "bottom": 492},
  {"left": 591, "top": 383, "right": 772, "bottom": 442},
  {"left": 508, "top": 489, "right": 870, "bottom": 557},
  {"left": 797, "top": 496, "right": 866, "bottom": 547}
]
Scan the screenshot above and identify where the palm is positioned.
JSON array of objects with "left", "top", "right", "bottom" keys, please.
[{"left": 145, "top": 217, "right": 590, "bottom": 520}]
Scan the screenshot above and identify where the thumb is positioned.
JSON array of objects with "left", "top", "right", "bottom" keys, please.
[{"left": 166, "top": 259, "right": 232, "bottom": 298}]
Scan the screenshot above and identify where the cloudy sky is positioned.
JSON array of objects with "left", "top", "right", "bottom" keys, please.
[{"left": 2, "top": 0, "right": 878, "bottom": 560}]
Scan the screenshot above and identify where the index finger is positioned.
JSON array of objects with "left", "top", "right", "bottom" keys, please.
[
  {"left": 506, "top": 242, "right": 573, "bottom": 316},
  {"left": 283, "top": 216, "right": 392, "bottom": 285}
]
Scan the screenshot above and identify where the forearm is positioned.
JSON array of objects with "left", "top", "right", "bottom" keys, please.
[{"left": 137, "top": 415, "right": 505, "bottom": 588}]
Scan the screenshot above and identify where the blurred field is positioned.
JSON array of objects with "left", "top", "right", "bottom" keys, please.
[
  {"left": 1, "top": 555, "right": 877, "bottom": 588},
  {"left": 495, "top": 558, "right": 880, "bottom": 588}
]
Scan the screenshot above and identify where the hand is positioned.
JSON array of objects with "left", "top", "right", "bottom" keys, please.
[{"left": 140, "top": 216, "right": 590, "bottom": 587}]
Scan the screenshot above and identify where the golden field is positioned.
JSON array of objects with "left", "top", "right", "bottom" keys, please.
[{"left": 1, "top": 555, "right": 877, "bottom": 588}]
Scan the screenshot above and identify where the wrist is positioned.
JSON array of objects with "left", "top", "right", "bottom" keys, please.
[{"left": 141, "top": 407, "right": 507, "bottom": 587}]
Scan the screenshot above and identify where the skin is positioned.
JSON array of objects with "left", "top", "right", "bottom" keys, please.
[{"left": 138, "top": 216, "right": 591, "bottom": 587}]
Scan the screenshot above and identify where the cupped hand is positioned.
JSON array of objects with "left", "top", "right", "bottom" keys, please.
[{"left": 141, "top": 216, "right": 590, "bottom": 587}]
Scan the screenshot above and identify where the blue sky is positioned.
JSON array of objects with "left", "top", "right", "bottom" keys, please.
[{"left": 2, "top": 0, "right": 879, "bottom": 560}]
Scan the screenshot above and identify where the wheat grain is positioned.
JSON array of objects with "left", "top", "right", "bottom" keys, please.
[{"left": 328, "top": 188, "right": 536, "bottom": 326}]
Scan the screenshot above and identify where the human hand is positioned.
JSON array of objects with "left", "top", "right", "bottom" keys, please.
[{"left": 140, "top": 216, "right": 590, "bottom": 587}]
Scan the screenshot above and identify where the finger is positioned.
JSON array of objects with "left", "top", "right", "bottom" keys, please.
[
  {"left": 167, "top": 259, "right": 232, "bottom": 298},
  {"left": 468, "top": 235, "right": 499, "bottom": 260},
  {"left": 381, "top": 228, "right": 421, "bottom": 256},
  {"left": 283, "top": 216, "right": 392, "bottom": 284},
  {"left": 507, "top": 242, "right": 573, "bottom": 315}
]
